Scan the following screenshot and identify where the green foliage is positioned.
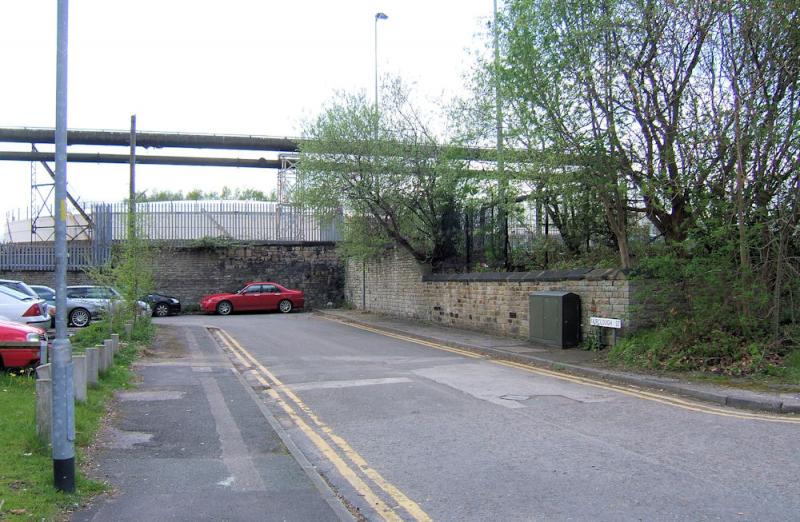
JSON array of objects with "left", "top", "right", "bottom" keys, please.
[
  {"left": 615, "top": 221, "right": 799, "bottom": 375},
  {"left": 138, "top": 187, "right": 277, "bottom": 202},
  {"left": 580, "top": 329, "right": 604, "bottom": 352},
  {"left": 0, "top": 330, "right": 149, "bottom": 521},
  {"left": 85, "top": 215, "right": 154, "bottom": 325},
  {"left": 454, "top": 0, "right": 800, "bottom": 372},
  {"left": 185, "top": 236, "right": 236, "bottom": 250},
  {"left": 297, "top": 79, "right": 474, "bottom": 266},
  {"left": 70, "top": 315, "right": 154, "bottom": 350},
  {"left": 609, "top": 322, "right": 797, "bottom": 380}
]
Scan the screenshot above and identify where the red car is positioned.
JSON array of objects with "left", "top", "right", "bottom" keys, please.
[
  {"left": 0, "top": 319, "right": 45, "bottom": 369},
  {"left": 200, "top": 282, "right": 305, "bottom": 316}
]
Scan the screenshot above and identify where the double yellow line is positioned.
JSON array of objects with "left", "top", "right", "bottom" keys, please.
[
  {"left": 208, "top": 326, "right": 432, "bottom": 522},
  {"left": 320, "top": 316, "right": 800, "bottom": 425}
]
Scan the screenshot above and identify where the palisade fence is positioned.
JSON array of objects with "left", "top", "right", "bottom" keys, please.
[
  {"left": 109, "top": 201, "right": 342, "bottom": 242},
  {"left": 0, "top": 201, "right": 342, "bottom": 270}
]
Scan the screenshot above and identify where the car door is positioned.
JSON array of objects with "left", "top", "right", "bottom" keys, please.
[
  {"left": 259, "top": 284, "right": 282, "bottom": 310},
  {"left": 236, "top": 284, "right": 264, "bottom": 311}
]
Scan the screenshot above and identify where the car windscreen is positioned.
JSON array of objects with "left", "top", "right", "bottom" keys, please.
[{"left": 32, "top": 286, "right": 55, "bottom": 300}]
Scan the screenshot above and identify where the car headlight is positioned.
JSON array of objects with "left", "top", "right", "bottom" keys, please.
[
  {"left": 170, "top": 298, "right": 179, "bottom": 304},
  {"left": 26, "top": 332, "right": 41, "bottom": 342}
]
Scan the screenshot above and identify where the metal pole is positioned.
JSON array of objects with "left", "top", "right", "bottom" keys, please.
[
  {"left": 374, "top": 13, "right": 388, "bottom": 110},
  {"left": 129, "top": 115, "right": 138, "bottom": 326},
  {"left": 129, "top": 115, "right": 136, "bottom": 241},
  {"left": 52, "top": 0, "right": 75, "bottom": 492},
  {"left": 493, "top": 0, "right": 509, "bottom": 269},
  {"left": 368, "top": 12, "right": 387, "bottom": 310}
]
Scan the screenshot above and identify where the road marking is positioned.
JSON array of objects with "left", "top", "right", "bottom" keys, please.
[
  {"left": 320, "top": 318, "right": 485, "bottom": 359},
  {"left": 117, "top": 390, "right": 185, "bottom": 401},
  {"left": 321, "top": 316, "right": 800, "bottom": 425},
  {"left": 288, "top": 377, "right": 413, "bottom": 392},
  {"left": 200, "top": 375, "right": 267, "bottom": 492},
  {"left": 208, "top": 327, "right": 432, "bottom": 522}
]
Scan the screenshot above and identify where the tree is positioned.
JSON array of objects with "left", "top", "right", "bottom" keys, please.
[
  {"left": 139, "top": 187, "right": 277, "bottom": 202},
  {"left": 297, "top": 81, "right": 474, "bottom": 267}
]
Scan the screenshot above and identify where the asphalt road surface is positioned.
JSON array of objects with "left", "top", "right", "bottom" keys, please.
[{"left": 159, "top": 313, "right": 800, "bottom": 521}]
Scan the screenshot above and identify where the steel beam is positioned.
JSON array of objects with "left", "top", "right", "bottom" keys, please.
[
  {"left": 0, "top": 150, "right": 282, "bottom": 169},
  {"left": 0, "top": 127, "right": 299, "bottom": 152}
]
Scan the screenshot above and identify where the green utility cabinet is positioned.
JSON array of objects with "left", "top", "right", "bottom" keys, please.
[{"left": 529, "top": 291, "right": 581, "bottom": 348}]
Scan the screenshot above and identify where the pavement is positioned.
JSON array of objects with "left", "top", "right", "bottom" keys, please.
[
  {"left": 314, "top": 308, "right": 800, "bottom": 415},
  {"left": 73, "top": 323, "right": 350, "bottom": 522}
]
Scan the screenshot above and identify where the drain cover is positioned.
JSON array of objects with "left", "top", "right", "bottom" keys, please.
[{"left": 500, "top": 394, "right": 531, "bottom": 401}]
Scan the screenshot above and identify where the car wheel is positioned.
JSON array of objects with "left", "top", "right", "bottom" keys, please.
[
  {"left": 153, "top": 303, "right": 170, "bottom": 317},
  {"left": 69, "top": 308, "right": 91, "bottom": 328},
  {"left": 216, "top": 301, "right": 233, "bottom": 316},
  {"left": 278, "top": 299, "right": 293, "bottom": 314}
]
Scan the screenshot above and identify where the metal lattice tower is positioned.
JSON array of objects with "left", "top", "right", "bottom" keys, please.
[
  {"left": 30, "top": 145, "right": 55, "bottom": 241},
  {"left": 277, "top": 153, "right": 299, "bottom": 205},
  {"left": 29, "top": 144, "right": 93, "bottom": 242},
  {"left": 277, "top": 154, "right": 302, "bottom": 240}
]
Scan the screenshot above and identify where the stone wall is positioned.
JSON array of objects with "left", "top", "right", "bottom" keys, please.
[
  {"left": 1, "top": 242, "right": 344, "bottom": 310},
  {"left": 344, "top": 247, "right": 430, "bottom": 318},
  {"left": 345, "top": 246, "right": 640, "bottom": 344}
]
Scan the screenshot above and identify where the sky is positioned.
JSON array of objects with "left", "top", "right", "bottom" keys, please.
[{"left": 0, "top": 0, "right": 494, "bottom": 233}]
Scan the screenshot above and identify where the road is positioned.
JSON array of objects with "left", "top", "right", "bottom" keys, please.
[{"left": 160, "top": 313, "right": 800, "bottom": 521}]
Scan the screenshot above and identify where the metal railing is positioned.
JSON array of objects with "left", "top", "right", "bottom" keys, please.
[
  {"left": 0, "top": 201, "right": 342, "bottom": 270},
  {"left": 0, "top": 240, "right": 100, "bottom": 270},
  {"left": 107, "top": 201, "right": 342, "bottom": 242}
]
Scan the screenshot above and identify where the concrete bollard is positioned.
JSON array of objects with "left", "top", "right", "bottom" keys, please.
[
  {"left": 85, "top": 346, "right": 99, "bottom": 385},
  {"left": 39, "top": 340, "right": 48, "bottom": 365},
  {"left": 111, "top": 333, "right": 120, "bottom": 355},
  {"left": 36, "top": 363, "right": 51, "bottom": 381},
  {"left": 73, "top": 354, "right": 87, "bottom": 402},
  {"left": 97, "top": 343, "right": 108, "bottom": 373},
  {"left": 36, "top": 378, "right": 52, "bottom": 442},
  {"left": 124, "top": 322, "right": 133, "bottom": 339},
  {"left": 104, "top": 339, "right": 114, "bottom": 368}
]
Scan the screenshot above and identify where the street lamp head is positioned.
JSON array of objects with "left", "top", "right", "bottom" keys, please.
[{"left": 375, "top": 12, "right": 388, "bottom": 21}]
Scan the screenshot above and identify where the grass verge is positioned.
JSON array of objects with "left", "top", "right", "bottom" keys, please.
[
  {"left": 0, "top": 317, "right": 153, "bottom": 521},
  {"left": 606, "top": 324, "right": 800, "bottom": 391}
]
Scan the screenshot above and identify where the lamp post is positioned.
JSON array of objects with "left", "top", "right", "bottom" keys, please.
[
  {"left": 492, "top": 0, "right": 509, "bottom": 269},
  {"left": 53, "top": 0, "right": 76, "bottom": 492},
  {"left": 364, "top": 12, "right": 388, "bottom": 311},
  {"left": 374, "top": 12, "right": 388, "bottom": 110}
]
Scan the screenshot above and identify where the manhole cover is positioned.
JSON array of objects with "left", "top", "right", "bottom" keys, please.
[{"left": 500, "top": 394, "right": 531, "bottom": 401}]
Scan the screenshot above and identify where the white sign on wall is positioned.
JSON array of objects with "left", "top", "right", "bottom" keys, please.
[{"left": 590, "top": 317, "right": 622, "bottom": 329}]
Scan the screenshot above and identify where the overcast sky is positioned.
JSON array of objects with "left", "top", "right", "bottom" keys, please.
[{"left": 0, "top": 0, "right": 493, "bottom": 232}]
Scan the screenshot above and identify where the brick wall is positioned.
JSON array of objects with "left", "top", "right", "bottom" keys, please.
[
  {"left": 345, "top": 247, "right": 642, "bottom": 344},
  {"left": 1, "top": 242, "right": 344, "bottom": 310}
]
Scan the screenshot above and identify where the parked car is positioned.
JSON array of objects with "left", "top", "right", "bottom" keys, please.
[
  {"left": 0, "top": 279, "right": 56, "bottom": 323},
  {"left": 0, "top": 318, "right": 45, "bottom": 369},
  {"left": 66, "top": 285, "right": 151, "bottom": 320},
  {"left": 200, "top": 282, "right": 305, "bottom": 315},
  {"left": 0, "top": 285, "right": 51, "bottom": 329},
  {"left": 29, "top": 284, "right": 105, "bottom": 328},
  {"left": 143, "top": 293, "right": 182, "bottom": 317}
]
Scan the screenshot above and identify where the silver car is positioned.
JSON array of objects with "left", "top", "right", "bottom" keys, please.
[
  {"left": 29, "top": 284, "right": 105, "bottom": 328},
  {"left": 65, "top": 285, "right": 151, "bottom": 322}
]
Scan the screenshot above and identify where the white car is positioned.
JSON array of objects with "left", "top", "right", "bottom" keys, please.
[{"left": 0, "top": 285, "right": 51, "bottom": 329}]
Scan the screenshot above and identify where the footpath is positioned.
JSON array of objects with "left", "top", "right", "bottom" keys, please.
[
  {"left": 73, "top": 324, "right": 349, "bottom": 522},
  {"left": 316, "top": 309, "right": 800, "bottom": 415}
]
